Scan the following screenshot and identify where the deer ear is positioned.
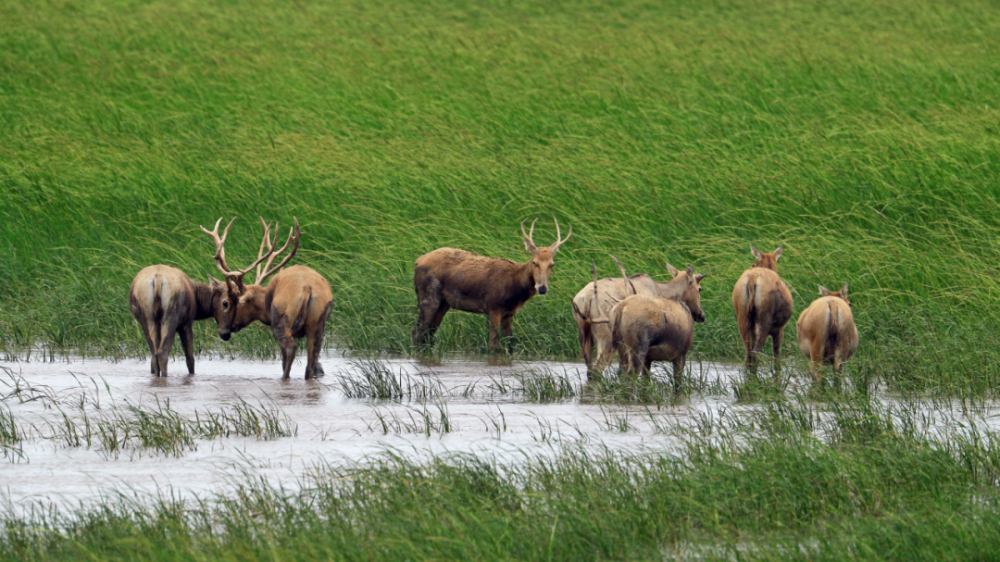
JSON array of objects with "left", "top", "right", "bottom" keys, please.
[
  {"left": 695, "top": 273, "right": 705, "bottom": 282},
  {"left": 685, "top": 263, "right": 694, "bottom": 277},
  {"left": 819, "top": 284, "right": 830, "bottom": 296},
  {"left": 750, "top": 244, "right": 762, "bottom": 260},
  {"left": 666, "top": 263, "right": 679, "bottom": 278},
  {"left": 841, "top": 283, "right": 849, "bottom": 298},
  {"left": 773, "top": 245, "right": 783, "bottom": 261},
  {"left": 208, "top": 276, "right": 223, "bottom": 289}
]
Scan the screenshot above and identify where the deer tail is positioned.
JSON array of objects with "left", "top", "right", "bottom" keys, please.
[
  {"left": 826, "top": 302, "right": 839, "bottom": 356},
  {"left": 743, "top": 272, "right": 758, "bottom": 334},
  {"left": 290, "top": 286, "right": 313, "bottom": 334}
]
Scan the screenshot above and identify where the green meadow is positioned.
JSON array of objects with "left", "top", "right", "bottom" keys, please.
[{"left": 3, "top": 0, "right": 1000, "bottom": 393}]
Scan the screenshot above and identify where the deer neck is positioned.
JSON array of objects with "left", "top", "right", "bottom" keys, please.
[
  {"left": 238, "top": 285, "right": 272, "bottom": 328},
  {"left": 515, "top": 260, "right": 537, "bottom": 294},
  {"left": 656, "top": 277, "right": 688, "bottom": 301},
  {"left": 192, "top": 282, "right": 216, "bottom": 320}
]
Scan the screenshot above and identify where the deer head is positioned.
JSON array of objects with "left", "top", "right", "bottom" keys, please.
[
  {"left": 819, "top": 283, "right": 850, "bottom": 305},
  {"left": 677, "top": 263, "right": 706, "bottom": 323},
  {"left": 200, "top": 216, "right": 300, "bottom": 337},
  {"left": 750, "top": 244, "right": 783, "bottom": 271},
  {"left": 521, "top": 216, "right": 572, "bottom": 296}
]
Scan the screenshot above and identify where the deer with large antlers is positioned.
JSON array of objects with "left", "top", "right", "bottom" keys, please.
[
  {"left": 201, "top": 217, "right": 333, "bottom": 379},
  {"left": 412, "top": 217, "right": 572, "bottom": 352},
  {"left": 129, "top": 265, "right": 240, "bottom": 377}
]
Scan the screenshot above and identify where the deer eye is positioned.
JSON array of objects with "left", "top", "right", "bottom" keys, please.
[{"left": 223, "top": 301, "right": 230, "bottom": 309}]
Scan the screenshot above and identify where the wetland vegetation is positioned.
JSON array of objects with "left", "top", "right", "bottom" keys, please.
[{"left": 2, "top": 0, "right": 1000, "bottom": 558}]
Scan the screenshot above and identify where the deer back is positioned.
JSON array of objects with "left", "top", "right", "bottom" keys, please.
[
  {"left": 796, "top": 295, "right": 858, "bottom": 355},
  {"left": 130, "top": 265, "right": 197, "bottom": 325},
  {"left": 610, "top": 294, "right": 695, "bottom": 355},
  {"left": 264, "top": 265, "right": 334, "bottom": 335}
]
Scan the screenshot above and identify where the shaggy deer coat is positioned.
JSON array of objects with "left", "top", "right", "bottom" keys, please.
[
  {"left": 732, "top": 245, "right": 793, "bottom": 372},
  {"left": 796, "top": 284, "right": 858, "bottom": 381},
  {"left": 129, "top": 265, "right": 238, "bottom": 376},
  {"left": 608, "top": 264, "right": 705, "bottom": 390},
  {"left": 412, "top": 218, "right": 571, "bottom": 351},
  {"left": 572, "top": 262, "right": 704, "bottom": 375}
]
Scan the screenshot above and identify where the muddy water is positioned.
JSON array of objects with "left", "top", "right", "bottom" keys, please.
[
  {"left": 0, "top": 352, "right": 996, "bottom": 510},
  {"left": 0, "top": 353, "right": 736, "bottom": 508}
]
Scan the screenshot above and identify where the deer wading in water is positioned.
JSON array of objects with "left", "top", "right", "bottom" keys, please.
[
  {"left": 796, "top": 283, "right": 858, "bottom": 382},
  {"left": 201, "top": 217, "right": 333, "bottom": 379},
  {"left": 608, "top": 264, "right": 706, "bottom": 392},
  {"left": 412, "top": 217, "right": 572, "bottom": 352},
  {"left": 732, "top": 244, "right": 793, "bottom": 373},
  {"left": 572, "top": 256, "right": 703, "bottom": 377},
  {"left": 129, "top": 264, "right": 240, "bottom": 377}
]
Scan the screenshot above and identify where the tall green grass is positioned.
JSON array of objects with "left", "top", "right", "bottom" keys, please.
[
  {"left": 2, "top": 0, "right": 999, "bottom": 392},
  {"left": 4, "top": 394, "right": 1000, "bottom": 561}
]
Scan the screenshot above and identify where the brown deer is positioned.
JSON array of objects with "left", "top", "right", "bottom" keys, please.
[
  {"left": 796, "top": 284, "right": 858, "bottom": 381},
  {"left": 412, "top": 217, "right": 572, "bottom": 351},
  {"left": 732, "top": 244, "right": 793, "bottom": 373},
  {"left": 572, "top": 258, "right": 704, "bottom": 376},
  {"left": 201, "top": 217, "right": 334, "bottom": 379},
  {"left": 608, "top": 264, "right": 706, "bottom": 391},
  {"left": 129, "top": 265, "right": 240, "bottom": 376}
]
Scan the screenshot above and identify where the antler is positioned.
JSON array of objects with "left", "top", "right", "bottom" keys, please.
[
  {"left": 610, "top": 254, "right": 636, "bottom": 295},
  {"left": 521, "top": 218, "right": 539, "bottom": 252},
  {"left": 255, "top": 217, "right": 300, "bottom": 286},
  {"left": 549, "top": 215, "right": 573, "bottom": 252},
  {"left": 200, "top": 217, "right": 237, "bottom": 276},
  {"left": 199, "top": 216, "right": 275, "bottom": 292},
  {"left": 254, "top": 217, "right": 275, "bottom": 284}
]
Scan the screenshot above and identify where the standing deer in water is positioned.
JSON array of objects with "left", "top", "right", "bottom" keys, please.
[
  {"left": 202, "top": 217, "right": 334, "bottom": 379},
  {"left": 732, "top": 244, "right": 793, "bottom": 373},
  {"left": 796, "top": 284, "right": 858, "bottom": 382},
  {"left": 412, "top": 217, "right": 572, "bottom": 352},
  {"left": 608, "top": 264, "right": 706, "bottom": 391},
  {"left": 129, "top": 265, "right": 240, "bottom": 376},
  {"left": 572, "top": 257, "right": 704, "bottom": 376}
]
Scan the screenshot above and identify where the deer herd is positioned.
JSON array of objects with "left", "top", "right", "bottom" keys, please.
[{"left": 131, "top": 216, "right": 858, "bottom": 389}]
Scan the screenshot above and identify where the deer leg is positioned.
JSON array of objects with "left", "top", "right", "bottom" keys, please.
[
  {"left": 138, "top": 316, "right": 158, "bottom": 375},
  {"left": 487, "top": 310, "right": 503, "bottom": 352},
  {"left": 618, "top": 346, "right": 633, "bottom": 376},
  {"left": 156, "top": 321, "right": 179, "bottom": 377},
  {"left": 672, "top": 355, "right": 686, "bottom": 394},
  {"left": 305, "top": 325, "right": 318, "bottom": 380},
  {"left": 808, "top": 338, "right": 824, "bottom": 383},
  {"left": 750, "top": 326, "right": 769, "bottom": 375},
  {"left": 772, "top": 328, "right": 785, "bottom": 375},
  {"left": 500, "top": 313, "right": 514, "bottom": 351},
  {"left": 271, "top": 314, "right": 297, "bottom": 380},
  {"left": 179, "top": 322, "right": 196, "bottom": 375},
  {"left": 308, "top": 302, "right": 333, "bottom": 377}
]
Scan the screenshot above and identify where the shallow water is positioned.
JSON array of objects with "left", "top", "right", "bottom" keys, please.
[{"left": 0, "top": 352, "right": 996, "bottom": 511}]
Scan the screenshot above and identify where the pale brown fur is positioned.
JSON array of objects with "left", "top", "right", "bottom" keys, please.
[
  {"left": 572, "top": 262, "right": 705, "bottom": 376},
  {"left": 203, "top": 217, "right": 334, "bottom": 379},
  {"left": 796, "top": 284, "right": 858, "bottom": 382},
  {"left": 229, "top": 265, "right": 334, "bottom": 380},
  {"left": 608, "top": 264, "right": 705, "bottom": 391},
  {"left": 129, "top": 265, "right": 239, "bottom": 376},
  {"left": 731, "top": 244, "right": 793, "bottom": 373},
  {"left": 412, "top": 218, "right": 571, "bottom": 351}
]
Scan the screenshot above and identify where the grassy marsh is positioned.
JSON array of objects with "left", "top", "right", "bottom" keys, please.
[{"left": 1, "top": 0, "right": 999, "bottom": 394}]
